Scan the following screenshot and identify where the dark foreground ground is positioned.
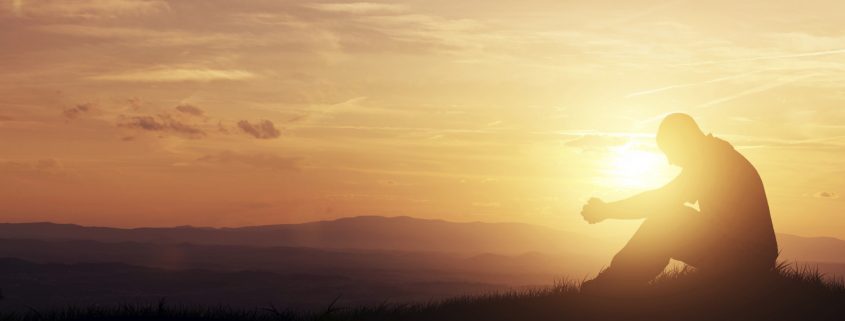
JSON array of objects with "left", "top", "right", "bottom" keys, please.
[{"left": 1, "top": 263, "right": 843, "bottom": 321}]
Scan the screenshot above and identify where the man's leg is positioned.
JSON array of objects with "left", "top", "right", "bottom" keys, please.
[{"left": 583, "top": 206, "right": 701, "bottom": 293}]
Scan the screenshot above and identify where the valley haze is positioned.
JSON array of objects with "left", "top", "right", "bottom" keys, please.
[{"left": 0, "top": 216, "right": 843, "bottom": 311}]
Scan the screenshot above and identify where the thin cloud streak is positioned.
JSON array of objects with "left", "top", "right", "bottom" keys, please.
[
  {"left": 90, "top": 68, "right": 256, "bottom": 82},
  {"left": 695, "top": 73, "right": 819, "bottom": 109},
  {"left": 588, "top": 0, "right": 686, "bottom": 29},
  {"left": 304, "top": 2, "right": 407, "bottom": 13},
  {"left": 673, "top": 49, "right": 845, "bottom": 67},
  {"left": 625, "top": 71, "right": 762, "bottom": 98}
]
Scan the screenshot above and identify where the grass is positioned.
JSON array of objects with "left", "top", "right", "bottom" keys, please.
[{"left": 1, "top": 262, "right": 843, "bottom": 321}]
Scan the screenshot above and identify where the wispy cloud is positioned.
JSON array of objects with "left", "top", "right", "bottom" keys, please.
[
  {"left": 120, "top": 114, "right": 206, "bottom": 139},
  {"left": 8, "top": 0, "right": 169, "bottom": 18},
  {"left": 34, "top": 24, "right": 252, "bottom": 49},
  {"left": 588, "top": 0, "right": 686, "bottom": 29},
  {"left": 625, "top": 71, "right": 762, "bottom": 98},
  {"left": 728, "top": 134, "right": 845, "bottom": 151},
  {"left": 814, "top": 191, "right": 840, "bottom": 199},
  {"left": 674, "top": 48, "right": 845, "bottom": 67},
  {"left": 91, "top": 68, "right": 256, "bottom": 82},
  {"left": 174, "top": 104, "right": 205, "bottom": 117},
  {"left": 238, "top": 120, "right": 281, "bottom": 139},
  {"left": 62, "top": 103, "right": 95, "bottom": 120},
  {"left": 564, "top": 135, "right": 629, "bottom": 152},
  {"left": 304, "top": 2, "right": 407, "bottom": 14},
  {"left": 695, "top": 73, "right": 819, "bottom": 109}
]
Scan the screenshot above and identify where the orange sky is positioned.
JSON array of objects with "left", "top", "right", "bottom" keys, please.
[{"left": 0, "top": 0, "right": 843, "bottom": 238}]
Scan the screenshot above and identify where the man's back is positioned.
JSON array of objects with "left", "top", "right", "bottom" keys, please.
[{"left": 688, "top": 136, "right": 778, "bottom": 266}]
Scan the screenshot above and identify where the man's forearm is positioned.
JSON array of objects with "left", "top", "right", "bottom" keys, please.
[{"left": 602, "top": 189, "right": 668, "bottom": 220}]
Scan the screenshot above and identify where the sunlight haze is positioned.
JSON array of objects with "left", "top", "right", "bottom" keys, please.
[{"left": 0, "top": 0, "right": 843, "bottom": 240}]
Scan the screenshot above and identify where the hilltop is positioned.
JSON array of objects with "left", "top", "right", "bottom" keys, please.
[
  {"left": 0, "top": 216, "right": 605, "bottom": 255},
  {"left": 0, "top": 264, "right": 842, "bottom": 321}
]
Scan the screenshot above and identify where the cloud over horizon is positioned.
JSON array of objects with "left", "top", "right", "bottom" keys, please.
[
  {"left": 238, "top": 120, "right": 281, "bottom": 139},
  {"left": 814, "top": 191, "right": 841, "bottom": 199},
  {"left": 120, "top": 114, "right": 205, "bottom": 139},
  {"left": 62, "top": 103, "right": 95, "bottom": 120},
  {"left": 175, "top": 104, "right": 205, "bottom": 117}
]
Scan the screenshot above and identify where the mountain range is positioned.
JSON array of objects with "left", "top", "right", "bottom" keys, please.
[
  {"left": 0, "top": 216, "right": 843, "bottom": 310},
  {"left": 0, "top": 216, "right": 606, "bottom": 255}
]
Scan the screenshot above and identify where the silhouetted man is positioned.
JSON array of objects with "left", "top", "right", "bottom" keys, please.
[{"left": 581, "top": 113, "right": 778, "bottom": 293}]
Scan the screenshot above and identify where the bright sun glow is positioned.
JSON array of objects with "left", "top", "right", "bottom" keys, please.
[{"left": 601, "top": 143, "right": 672, "bottom": 189}]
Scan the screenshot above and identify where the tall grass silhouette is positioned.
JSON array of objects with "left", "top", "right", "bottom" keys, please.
[{"left": 1, "top": 262, "right": 842, "bottom": 321}]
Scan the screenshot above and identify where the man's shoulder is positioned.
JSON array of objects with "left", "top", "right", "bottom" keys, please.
[
  {"left": 707, "top": 134, "right": 732, "bottom": 147},
  {"left": 705, "top": 134, "right": 740, "bottom": 156},
  {"left": 706, "top": 134, "right": 761, "bottom": 173}
]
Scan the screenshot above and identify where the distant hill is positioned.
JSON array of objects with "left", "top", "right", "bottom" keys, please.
[
  {"left": 0, "top": 216, "right": 608, "bottom": 256},
  {"left": 0, "top": 216, "right": 609, "bottom": 311},
  {"left": 0, "top": 216, "right": 843, "bottom": 264},
  {"left": 778, "top": 234, "right": 845, "bottom": 264}
]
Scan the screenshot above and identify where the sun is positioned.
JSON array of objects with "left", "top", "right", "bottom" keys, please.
[{"left": 601, "top": 142, "right": 673, "bottom": 189}]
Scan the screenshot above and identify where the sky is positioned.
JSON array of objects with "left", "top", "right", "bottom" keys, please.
[{"left": 0, "top": 0, "right": 843, "bottom": 239}]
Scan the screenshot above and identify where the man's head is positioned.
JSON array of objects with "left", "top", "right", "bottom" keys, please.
[{"left": 657, "top": 113, "right": 706, "bottom": 167}]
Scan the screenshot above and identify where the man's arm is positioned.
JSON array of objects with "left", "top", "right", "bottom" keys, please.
[
  {"left": 599, "top": 189, "right": 670, "bottom": 220},
  {"left": 582, "top": 171, "right": 696, "bottom": 223}
]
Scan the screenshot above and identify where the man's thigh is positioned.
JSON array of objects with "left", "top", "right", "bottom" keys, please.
[
  {"left": 622, "top": 205, "right": 707, "bottom": 259},
  {"left": 660, "top": 206, "right": 716, "bottom": 267}
]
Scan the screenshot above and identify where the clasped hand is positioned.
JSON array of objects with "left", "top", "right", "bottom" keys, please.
[{"left": 581, "top": 197, "right": 607, "bottom": 224}]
